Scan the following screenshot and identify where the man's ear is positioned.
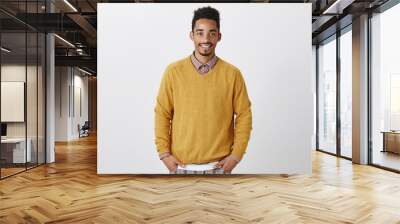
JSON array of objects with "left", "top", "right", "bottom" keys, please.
[
  {"left": 218, "top": 32, "right": 222, "bottom": 42},
  {"left": 190, "top": 31, "right": 194, "bottom": 41}
]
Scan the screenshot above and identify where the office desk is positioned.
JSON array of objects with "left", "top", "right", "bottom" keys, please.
[
  {"left": 1, "top": 138, "right": 32, "bottom": 164},
  {"left": 382, "top": 131, "right": 400, "bottom": 154}
]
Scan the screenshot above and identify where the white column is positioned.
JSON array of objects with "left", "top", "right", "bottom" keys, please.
[
  {"left": 46, "top": 33, "right": 55, "bottom": 163},
  {"left": 46, "top": 1, "right": 56, "bottom": 163}
]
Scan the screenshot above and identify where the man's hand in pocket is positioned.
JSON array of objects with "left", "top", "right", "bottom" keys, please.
[
  {"left": 161, "top": 154, "right": 185, "bottom": 172},
  {"left": 214, "top": 154, "right": 240, "bottom": 174}
]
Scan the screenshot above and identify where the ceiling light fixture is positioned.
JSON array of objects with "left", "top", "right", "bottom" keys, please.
[
  {"left": 54, "top": 34, "right": 75, "bottom": 48},
  {"left": 1, "top": 47, "right": 11, "bottom": 53},
  {"left": 63, "top": 0, "right": 78, "bottom": 12},
  {"left": 78, "top": 67, "right": 93, "bottom": 76},
  {"left": 322, "top": 0, "right": 352, "bottom": 15}
]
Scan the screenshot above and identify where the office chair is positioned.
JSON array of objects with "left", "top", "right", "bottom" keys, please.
[{"left": 79, "top": 121, "right": 90, "bottom": 138}]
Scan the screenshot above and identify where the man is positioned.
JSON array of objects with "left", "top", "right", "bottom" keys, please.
[{"left": 154, "top": 6, "right": 252, "bottom": 174}]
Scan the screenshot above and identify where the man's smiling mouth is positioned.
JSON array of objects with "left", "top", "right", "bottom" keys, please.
[{"left": 199, "top": 43, "right": 212, "bottom": 50}]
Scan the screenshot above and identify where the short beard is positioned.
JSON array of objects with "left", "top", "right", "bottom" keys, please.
[{"left": 199, "top": 51, "right": 213, "bottom": 57}]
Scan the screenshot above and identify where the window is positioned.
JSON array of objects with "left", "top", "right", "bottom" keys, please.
[
  {"left": 318, "top": 36, "right": 337, "bottom": 154},
  {"left": 340, "top": 28, "right": 352, "bottom": 158},
  {"left": 371, "top": 2, "right": 400, "bottom": 171}
]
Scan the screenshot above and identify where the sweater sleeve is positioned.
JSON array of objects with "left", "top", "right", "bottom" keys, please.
[
  {"left": 154, "top": 66, "right": 174, "bottom": 156},
  {"left": 231, "top": 70, "right": 252, "bottom": 160}
]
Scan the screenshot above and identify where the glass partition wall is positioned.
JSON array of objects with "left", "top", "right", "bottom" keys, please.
[
  {"left": 0, "top": 1, "right": 46, "bottom": 179},
  {"left": 317, "top": 35, "right": 337, "bottom": 155},
  {"left": 339, "top": 28, "right": 352, "bottom": 159},
  {"left": 316, "top": 26, "right": 353, "bottom": 160}
]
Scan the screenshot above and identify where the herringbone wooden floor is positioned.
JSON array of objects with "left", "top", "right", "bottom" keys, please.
[{"left": 1, "top": 134, "right": 400, "bottom": 224}]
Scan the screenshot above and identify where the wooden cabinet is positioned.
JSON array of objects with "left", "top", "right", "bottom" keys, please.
[{"left": 382, "top": 132, "right": 400, "bottom": 154}]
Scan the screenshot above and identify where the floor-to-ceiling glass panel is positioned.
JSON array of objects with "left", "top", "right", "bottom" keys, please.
[
  {"left": 340, "top": 28, "right": 352, "bottom": 158},
  {"left": 38, "top": 32, "right": 46, "bottom": 165},
  {"left": 26, "top": 0, "right": 44, "bottom": 170},
  {"left": 318, "top": 36, "right": 337, "bottom": 154},
  {"left": 371, "top": 3, "right": 400, "bottom": 171},
  {"left": 27, "top": 30, "right": 38, "bottom": 169}
]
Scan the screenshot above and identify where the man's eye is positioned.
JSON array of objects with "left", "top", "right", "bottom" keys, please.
[{"left": 197, "top": 32, "right": 203, "bottom": 36}]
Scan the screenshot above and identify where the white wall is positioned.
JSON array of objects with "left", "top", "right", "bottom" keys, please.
[
  {"left": 312, "top": 45, "right": 317, "bottom": 150},
  {"left": 55, "top": 66, "right": 69, "bottom": 141},
  {"left": 72, "top": 72, "right": 89, "bottom": 138},
  {"left": 55, "top": 67, "right": 89, "bottom": 141},
  {"left": 98, "top": 3, "right": 313, "bottom": 174}
]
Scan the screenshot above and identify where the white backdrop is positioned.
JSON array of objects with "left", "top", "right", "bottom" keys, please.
[{"left": 98, "top": 3, "right": 313, "bottom": 174}]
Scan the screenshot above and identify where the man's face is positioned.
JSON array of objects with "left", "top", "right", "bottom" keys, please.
[{"left": 190, "top": 18, "right": 221, "bottom": 57}]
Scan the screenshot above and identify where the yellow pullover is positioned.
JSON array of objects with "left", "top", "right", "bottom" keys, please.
[{"left": 154, "top": 55, "right": 252, "bottom": 164}]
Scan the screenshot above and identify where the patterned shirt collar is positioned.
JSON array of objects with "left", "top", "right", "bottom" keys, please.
[{"left": 190, "top": 52, "right": 218, "bottom": 74}]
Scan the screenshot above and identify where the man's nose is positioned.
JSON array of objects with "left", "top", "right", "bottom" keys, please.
[{"left": 202, "top": 33, "right": 212, "bottom": 42}]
